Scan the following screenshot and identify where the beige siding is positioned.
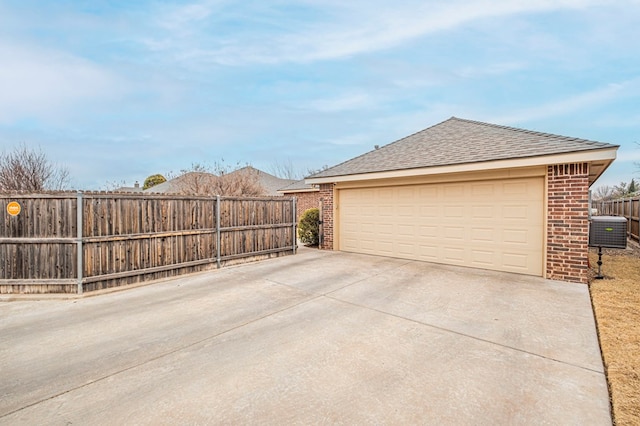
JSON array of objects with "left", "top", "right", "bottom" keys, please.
[{"left": 338, "top": 177, "right": 544, "bottom": 276}]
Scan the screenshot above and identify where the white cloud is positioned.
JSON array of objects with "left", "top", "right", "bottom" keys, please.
[
  {"left": 0, "top": 42, "right": 125, "bottom": 124},
  {"left": 156, "top": 1, "right": 217, "bottom": 31},
  {"left": 144, "top": 0, "right": 615, "bottom": 66}
]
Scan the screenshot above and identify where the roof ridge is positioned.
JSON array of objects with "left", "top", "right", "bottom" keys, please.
[{"left": 450, "top": 117, "right": 604, "bottom": 145}]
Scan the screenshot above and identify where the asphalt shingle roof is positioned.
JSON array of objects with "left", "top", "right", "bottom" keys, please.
[
  {"left": 308, "top": 117, "right": 618, "bottom": 179},
  {"left": 278, "top": 179, "right": 317, "bottom": 192}
]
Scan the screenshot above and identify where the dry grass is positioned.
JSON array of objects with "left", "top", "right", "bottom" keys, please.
[{"left": 589, "top": 243, "right": 640, "bottom": 426}]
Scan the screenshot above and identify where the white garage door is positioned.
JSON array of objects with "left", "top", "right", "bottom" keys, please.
[{"left": 339, "top": 177, "right": 544, "bottom": 275}]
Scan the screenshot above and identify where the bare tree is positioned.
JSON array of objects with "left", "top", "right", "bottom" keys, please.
[
  {"left": 592, "top": 185, "right": 615, "bottom": 201},
  {"left": 306, "top": 164, "right": 329, "bottom": 177},
  {"left": 0, "top": 144, "right": 70, "bottom": 192},
  {"left": 613, "top": 181, "right": 630, "bottom": 198},
  {"left": 166, "top": 163, "right": 218, "bottom": 195},
  {"left": 169, "top": 162, "right": 264, "bottom": 196},
  {"left": 102, "top": 179, "right": 128, "bottom": 191},
  {"left": 213, "top": 164, "right": 264, "bottom": 196},
  {"left": 269, "top": 158, "right": 305, "bottom": 180}
]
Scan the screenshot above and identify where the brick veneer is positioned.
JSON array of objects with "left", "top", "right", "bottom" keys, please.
[
  {"left": 283, "top": 191, "right": 321, "bottom": 221},
  {"left": 319, "top": 184, "right": 334, "bottom": 250},
  {"left": 546, "top": 163, "right": 590, "bottom": 283}
]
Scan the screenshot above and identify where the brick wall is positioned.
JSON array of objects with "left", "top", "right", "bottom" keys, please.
[
  {"left": 546, "top": 163, "right": 590, "bottom": 284},
  {"left": 284, "top": 191, "right": 321, "bottom": 221},
  {"left": 319, "top": 184, "right": 334, "bottom": 250}
]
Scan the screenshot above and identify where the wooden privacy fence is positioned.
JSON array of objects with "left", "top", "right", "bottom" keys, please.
[
  {"left": 1, "top": 192, "right": 296, "bottom": 294},
  {"left": 597, "top": 196, "right": 640, "bottom": 243}
]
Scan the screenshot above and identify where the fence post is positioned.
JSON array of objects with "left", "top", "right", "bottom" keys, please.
[
  {"left": 629, "top": 198, "right": 633, "bottom": 237},
  {"left": 292, "top": 197, "right": 297, "bottom": 255},
  {"left": 216, "top": 195, "right": 221, "bottom": 268},
  {"left": 76, "top": 192, "right": 83, "bottom": 295}
]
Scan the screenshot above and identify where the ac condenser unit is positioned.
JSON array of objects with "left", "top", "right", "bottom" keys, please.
[{"left": 589, "top": 216, "right": 627, "bottom": 249}]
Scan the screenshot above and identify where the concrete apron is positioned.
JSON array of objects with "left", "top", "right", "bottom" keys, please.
[{"left": 0, "top": 247, "right": 610, "bottom": 425}]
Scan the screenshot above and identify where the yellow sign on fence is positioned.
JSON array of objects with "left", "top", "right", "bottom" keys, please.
[{"left": 7, "top": 201, "right": 21, "bottom": 216}]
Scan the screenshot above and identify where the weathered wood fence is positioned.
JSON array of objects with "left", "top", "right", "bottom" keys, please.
[
  {"left": 1, "top": 192, "right": 296, "bottom": 294},
  {"left": 597, "top": 196, "right": 640, "bottom": 243}
]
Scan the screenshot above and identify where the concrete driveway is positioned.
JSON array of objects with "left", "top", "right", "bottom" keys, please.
[{"left": 0, "top": 247, "right": 610, "bottom": 425}]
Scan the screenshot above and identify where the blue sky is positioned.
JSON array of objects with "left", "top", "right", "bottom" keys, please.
[{"left": 1, "top": 0, "right": 639, "bottom": 190}]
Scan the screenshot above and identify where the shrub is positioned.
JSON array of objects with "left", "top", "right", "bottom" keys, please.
[
  {"left": 143, "top": 174, "right": 167, "bottom": 190},
  {"left": 298, "top": 208, "right": 320, "bottom": 246}
]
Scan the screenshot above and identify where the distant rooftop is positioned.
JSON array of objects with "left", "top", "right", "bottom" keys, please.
[{"left": 278, "top": 179, "right": 318, "bottom": 193}]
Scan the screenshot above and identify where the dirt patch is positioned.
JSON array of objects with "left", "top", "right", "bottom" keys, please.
[{"left": 589, "top": 241, "right": 640, "bottom": 425}]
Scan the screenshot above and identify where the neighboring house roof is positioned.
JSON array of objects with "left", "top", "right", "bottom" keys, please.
[
  {"left": 278, "top": 179, "right": 319, "bottom": 193},
  {"left": 227, "top": 166, "right": 296, "bottom": 196},
  {"left": 307, "top": 117, "right": 618, "bottom": 185},
  {"left": 146, "top": 167, "right": 294, "bottom": 196},
  {"left": 144, "top": 172, "right": 216, "bottom": 193},
  {"left": 115, "top": 182, "right": 143, "bottom": 193}
]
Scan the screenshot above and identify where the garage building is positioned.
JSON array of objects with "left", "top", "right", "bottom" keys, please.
[{"left": 306, "top": 117, "right": 618, "bottom": 284}]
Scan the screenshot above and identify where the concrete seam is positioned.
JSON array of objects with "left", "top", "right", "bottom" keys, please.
[{"left": 324, "top": 294, "right": 606, "bottom": 376}]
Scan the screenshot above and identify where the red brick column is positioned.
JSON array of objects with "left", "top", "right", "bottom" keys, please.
[
  {"left": 319, "top": 184, "right": 334, "bottom": 250},
  {"left": 294, "top": 191, "right": 321, "bottom": 220},
  {"left": 546, "top": 163, "right": 590, "bottom": 283}
]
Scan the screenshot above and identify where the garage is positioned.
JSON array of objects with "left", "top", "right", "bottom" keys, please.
[
  {"left": 307, "top": 117, "right": 619, "bottom": 283},
  {"left": 338, "top": 176, "right": 544, "bottom": 275}
]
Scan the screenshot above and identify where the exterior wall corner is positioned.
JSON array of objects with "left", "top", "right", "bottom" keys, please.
[{"left": 546, "top": 163, "right": 590, "bottom": 284}]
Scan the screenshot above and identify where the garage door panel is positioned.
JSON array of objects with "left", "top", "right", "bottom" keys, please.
[
  {"left": 397, "top": 243, "right": 415, "bottom": 256},
  {"left": 503, "top": 229, "right": 530, "bottom": 244},
  {"left": 443, "top": 247, "right": 465, "bottom": 263},
  {"left": 378, "top": 224, "right": 394, "bottom": 236},
  {"left": 503, "top": 181, "right": 530, "bottom": 195},
  {"left": 377, "top": 241, "right": 394, "bottom": 255},
  {"left": 502, "top": 253, "right": 529, "bottom": 270},
  {"left": 419, "top": 186, "right": 438, "bottom": 197},
  {"left": 471, "top": 249, "right": 495, "bottom": 267},
  {"left": 444, "top": 226, "right": 464, "bottom": 240},
  {"left": 444, "top": 184, "right": 465, "bottom": 197},
  {"left": 397, "top": 187, "right": 415, "bottom": 200},
  {"left": 471, "top": 183, "right": 495, "bottom": 196},
  {"left": 503, "top": 205, "right": 530, "bottom": 220},
  {"left": 472, "top": 205, "right": 494, "bottom": 218},
  {"left": 339, "top": 177, "right": 544, "bottom": 276},
  {"left": 471, "top": 227, "right": 494, "bottom": 242},
  {"left": 398, "top": 224, "right": 415, "bottom": 237}
]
